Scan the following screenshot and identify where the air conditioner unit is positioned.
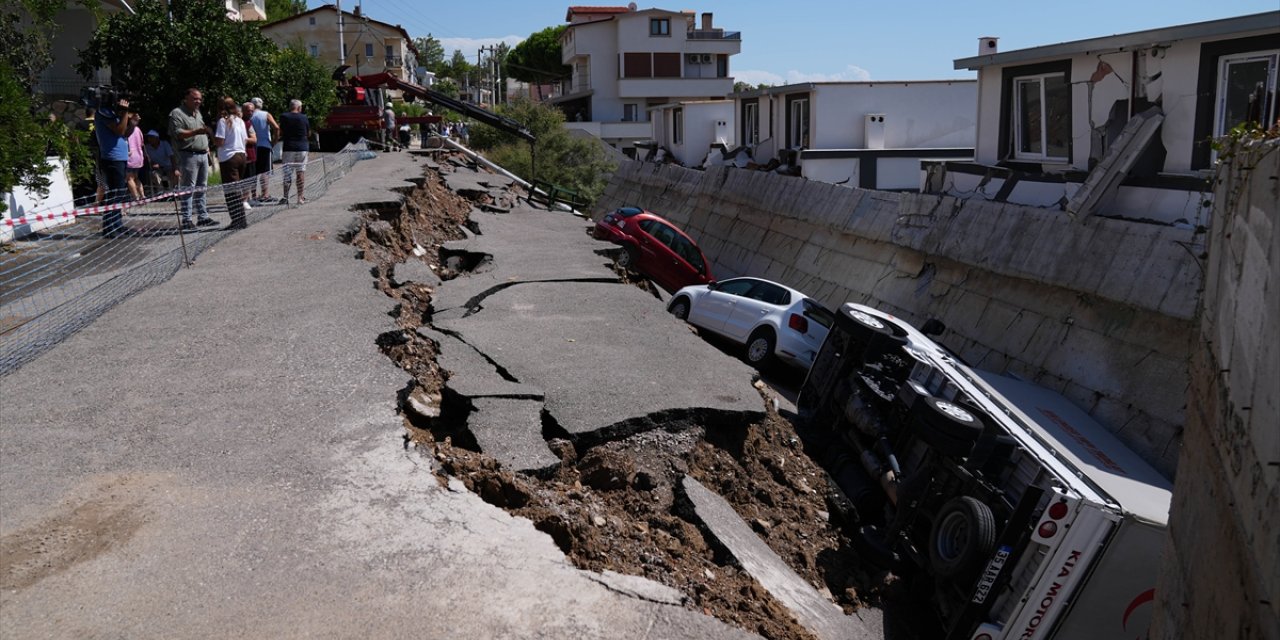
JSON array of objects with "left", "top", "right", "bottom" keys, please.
[
  {"left": 686, "top": 53, "right": 701, "bottom": 64},
  {"left": 700, "top": 54, "right": 714, "bottom": 64}
]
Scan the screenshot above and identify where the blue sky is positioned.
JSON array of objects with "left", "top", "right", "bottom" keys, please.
[{"left": 311, "top": 1, "right": 1279, "bottom": 83}]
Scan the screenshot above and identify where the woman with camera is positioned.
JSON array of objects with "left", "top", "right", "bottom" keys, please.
[{"left": 213, "top": 97, "right": 256, "bottom": 230}]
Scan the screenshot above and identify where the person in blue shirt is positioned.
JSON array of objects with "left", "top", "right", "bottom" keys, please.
[{"left": 94, "top": 97, "right": 134, "bottom": 237}]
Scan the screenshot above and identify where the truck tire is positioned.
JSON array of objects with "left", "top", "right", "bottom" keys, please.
[
  {"left": 842, "top": 308, "right": 907, "bottom": 363},
  {"left": 911, "top": 397, "right": 984, "bottom": 457},
  {"left": 929, "top": 496, "right": 996, "bottom": 578}
]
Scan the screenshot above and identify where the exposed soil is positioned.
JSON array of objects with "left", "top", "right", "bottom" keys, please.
[{"left": 347, "top": 153, "right": 894, "bottom": 640}]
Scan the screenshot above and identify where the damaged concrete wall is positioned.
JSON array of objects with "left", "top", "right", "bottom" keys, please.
[
  {"left": 597, "top": 161, "right": 1202, "bottom": 475},
  {"left": 1151, "top": 142, "right": 1279, "bottom": 640}
]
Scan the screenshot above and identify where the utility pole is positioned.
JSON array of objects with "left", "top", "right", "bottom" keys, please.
[{"left": 336, "top": 0, "right": 346, "bottom": 65}]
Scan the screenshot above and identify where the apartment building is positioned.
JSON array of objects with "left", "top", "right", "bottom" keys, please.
[
  {"left": 556, "top": 4, "right": 741, "bottom": 154},
  {"left": 261, "top": 4, "right": 419, "bottom": 82}
]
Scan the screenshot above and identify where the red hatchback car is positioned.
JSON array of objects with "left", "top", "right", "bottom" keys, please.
[{"left": 593, "top": 207, "right": 715, "bottom": 292}]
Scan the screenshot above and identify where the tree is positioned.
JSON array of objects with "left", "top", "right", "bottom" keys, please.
[
  {"left": 506, "top": 25, "right": 568, "bottom": 86},
  {"left": 412, "top": 34, "right": 445, "bottom": 74},
  {"left": 0, "top": 0, "right": 94, "bottom": 213},
  {"left": 441, "top": 49, "right": 472, "bottom": 80},
  {"left": 468, "top": 97, "right": 615, "bottom": 205},
  {"left": 78, "top": 0, "right": 336, "bottom": 131},
  {"left": 432, "top": 77, "right": 459, "bottom": 99},
  {"left": 264, "top": 0, "right": 306, "bottom": 22}
]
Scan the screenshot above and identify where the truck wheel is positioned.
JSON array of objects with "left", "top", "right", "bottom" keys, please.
[
  {"left": 842, "top": 308, "right": 908, "bottom": 362},
  {"left": 911, "top": 397, "right": 984, "bottom": 457},
  {"left": 929, "top": 496, "right": 996, "bottom": 579}
]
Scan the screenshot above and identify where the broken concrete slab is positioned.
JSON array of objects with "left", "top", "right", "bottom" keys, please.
[
  {"left": 417, "top": 327, "right": 543, "bottom": 399},
  {"left": 584, "top": 570, "right": 688, "bottom": 607},
  {"left": 468, "top": 397, "right": 560, "bottom": 474},
  {"left": 392, "top": 258, "right": 442, "bottom": 288},
  {"left": 430, "top": 208, "right": 622, "bottom": 315},
  {"left": 680, "top": 476, "right": 884, "bottom": 640},
  {"left": 435, "top": 281, "right": 762, "bottom": 443}
]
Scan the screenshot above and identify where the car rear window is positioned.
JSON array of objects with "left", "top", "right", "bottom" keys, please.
[{"left": 802, "top": 299, "right": 835, "bottom": 328}]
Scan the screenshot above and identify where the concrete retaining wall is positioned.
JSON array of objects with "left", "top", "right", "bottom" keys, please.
[
  {"left": 1151, "top": 143, "right": 1279, "bottom": 639},
  {"left": 596, "top": 161, "right": 1202, "bottom": 475}
]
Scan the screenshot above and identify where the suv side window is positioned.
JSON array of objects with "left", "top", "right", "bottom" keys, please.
[
  {"left": 717, "top": 279, "right": 756, "bottom": 296},
  {"left": 748, "top": 282, "right": 791, "bottom": 305},
  {"left": 672, "top": 236, "right": 707, "bottom": 274}
]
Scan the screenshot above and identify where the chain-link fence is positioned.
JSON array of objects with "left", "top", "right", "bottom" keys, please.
[{"left": 0, "top": 143, "right": 370, "bottom": 375}]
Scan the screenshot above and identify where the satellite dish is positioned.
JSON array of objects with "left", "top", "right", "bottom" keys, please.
[{"left": 628, "top": 2, "right": 637, "bottom": 10}]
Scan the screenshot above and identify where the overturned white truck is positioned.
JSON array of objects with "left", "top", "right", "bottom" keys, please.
[{"left": 797, "top": 303, "right": 1172, "bottom": 640}]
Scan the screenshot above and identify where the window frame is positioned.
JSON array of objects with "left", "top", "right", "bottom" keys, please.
[
  {"left": 1212, "top": 49, "right": 1279, "bottom": 139},
  {"left": 308, "top": 43, "right": 319, "bottom": 58},
  {"left": 1011, "top": 72, "right": 1070, "bottom": 161},
  {"left": 999, "top": 59, "right": 1072, "bottom": 164},
  {"left": 741, "top": 99, "right": 759, "bottom": 146},
  {"left": 785, "top": 94, "right": 810, "bottom": 149},
  {"left": 1193, "top": 34, "right": 1280, "bottom": 169},
  {"left": 673, "top": 108, "right": 683, "bottom": 145},
  {"left": 623, "top": 103, "right": 639, "bottom": 122},
  {"left": 364, "top": 43, "right": 374, "bottom": 58},
  {"left": 649, "top": 18, "right": 670, "bottom": 37}
]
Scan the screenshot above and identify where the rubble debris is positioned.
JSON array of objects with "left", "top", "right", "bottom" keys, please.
[{"left": 349, "top": 150, "right": 893, "bottom": 640}]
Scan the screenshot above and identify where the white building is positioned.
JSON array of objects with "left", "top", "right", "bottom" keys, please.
[
  {"left": 735, "top": 81, "right": 977, "bottom": 188},
  {"left": 935, "top": 12, "right": 1280, "bottom": 223},
  {"left": 646, "top": 100, "right": 735, "bottom": 166},
  {"left": 556, "top": 4, "right": 741, "bottom": 155}
]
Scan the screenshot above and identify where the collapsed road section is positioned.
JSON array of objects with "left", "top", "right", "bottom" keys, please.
[{"left": 344, "top": 150, "right": 889, "bottom": 640}]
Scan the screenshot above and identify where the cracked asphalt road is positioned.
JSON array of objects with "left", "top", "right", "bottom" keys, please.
[{"left": 0, "top": 152, "right": 758, "bottom": 639}]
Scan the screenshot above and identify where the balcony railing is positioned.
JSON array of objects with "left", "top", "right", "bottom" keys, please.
[
  {"left": 687, "top": 29, "right": 740, "bottom": 40},
  {"left": 385, "top": 56, "right": 403, "bottom": 68}
]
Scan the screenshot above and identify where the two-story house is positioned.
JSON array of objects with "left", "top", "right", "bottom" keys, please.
[
  {"left": 260, "top": 4, "right": 418, "bottom": 84},
  {"left": 932, "top": 12, "right": 1279, "bottom": 223},
  {"left": 555, "top": 5, "right": 741, "bottom": 155}
]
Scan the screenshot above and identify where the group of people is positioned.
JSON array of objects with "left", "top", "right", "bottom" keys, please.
[
  {"left": 380, "top": 106, "right": 470, "bottom": 150},
  {"left": 92, "top": 88, "right": 313, "bottom": 236}
]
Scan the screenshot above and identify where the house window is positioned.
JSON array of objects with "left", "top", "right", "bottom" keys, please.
[
  {"left": 309, "top": 44, "right": 319, "bottom": 57},
  {"left": 673, "top": 108, "right": 683, "bottom": 145},
  {"left": 1013, "top": 73, "right": 1070, "bottom": 160},
  {"left": 742, "top": 100, "right": 759, "bottom": 145},
  {"left": 623, "top": 104, "right": 639, "bottom": 122},
  {"left": 716, "top": 54, "right": 728, "bottom": 78},
  {"left": 653, "top": 52, "right": 680, "bottom": 78},
  {"left": 308, "top": 16, "right": 316, "bottom": 25},
  {"left": 624, "top": 52, "right": 652, "bottom": 78},
  {"left": 1214, "top": 50, "right": 1278, "bottom": 138},
  {"left": 650, "top": 18, "right": 670, "bottom": 36},
  {"left": 787, "top": 95, "right": 809, "bottom": 148},
  {"left": 365, "top": 43, "right": 374, "bottom": 58},
  {"left": 385, "top": 44, "right": 394, "bottom": 57}
]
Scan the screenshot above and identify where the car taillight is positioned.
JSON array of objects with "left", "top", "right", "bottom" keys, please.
[{"left": 788, "top": 313, "right": 809, "bottom": 333}]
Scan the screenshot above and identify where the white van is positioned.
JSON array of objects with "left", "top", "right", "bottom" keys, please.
[{"left": 797, "top": 303, "right": 1172, "bottom": 639}]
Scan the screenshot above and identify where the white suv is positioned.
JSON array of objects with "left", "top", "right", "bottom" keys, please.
[{"left": 666, "top": 277, "right": 834, "bottom": 369}]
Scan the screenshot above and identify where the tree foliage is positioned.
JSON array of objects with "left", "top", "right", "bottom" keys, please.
[
  {"left": 264, "top": 0, "right": 306, "bottom": 22},
  {"left": 412, "top": 34, "right": 445, "bottom": 74},
  {"left": 506, "top": 25, "right": 567, "bottom": 84},
  {"left": 78, "top": 0, "right": 336, "bottom": 130},
  {"left": 440, "top": 49, "right": 473, "bottom": 80},
  {"left": 0, "top": 0, "right": 95, "bottom": 213},
  {"left": 469, "top": 97, "right": 615, "bottom": 204}
]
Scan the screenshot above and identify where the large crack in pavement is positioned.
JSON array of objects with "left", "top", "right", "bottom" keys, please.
[{"left": 346, "top": 151, "right": 891, "bottom": 640}]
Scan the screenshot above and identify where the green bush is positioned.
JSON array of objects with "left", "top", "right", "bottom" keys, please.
[{"left": 470, "top": 98, "right": 615, "bottom": 205}]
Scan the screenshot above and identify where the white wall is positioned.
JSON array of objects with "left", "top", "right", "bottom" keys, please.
[
  {"left": 660, "top": 101, "right": 734, "bottom": 165},
  {"left": 938, "top": 171, "right": 1209, "bottom": 223},
  {"left": 2, "top": 158, "right": 76, "bottom": 242},
  {"left": 809, "top": 82, "right": 978, "bottom": 149},
  {"left": 575, "top": 22, "right": 622, "bottom": 121}
]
